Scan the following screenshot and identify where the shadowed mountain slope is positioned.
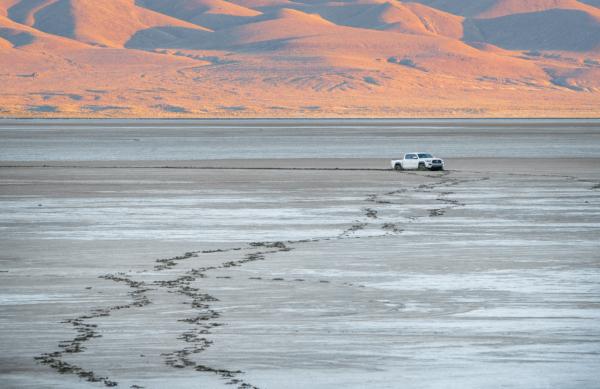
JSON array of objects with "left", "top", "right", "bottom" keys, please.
[
  {"left": 465, "top": 9, "right": 600, "bottom": 51},
  {"left": 287, "top": 0, "right": 464, "bottom": 39},
  {"left": 410, "top": 0, "right": 500, "bottom": 17},
  {"left": 137, "top": 0, "right": 262, "bottom": 29},
  {"left": 474, "top": 0, "right": 600, "bottom": 18},
  {"left": 6, "top": 0, "right": 211, "bottom": 47},
  {"left": 412, "top": 0, "right": 597, "bottom": 17},
  {"left": 0, "top": 12, "right": 87, "bottom": 49}
]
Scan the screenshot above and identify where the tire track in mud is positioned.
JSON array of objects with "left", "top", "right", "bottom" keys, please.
[{"left": 35, "top": 170, "right": 475, "bottom": 388}]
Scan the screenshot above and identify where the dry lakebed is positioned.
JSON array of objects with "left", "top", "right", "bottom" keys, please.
[{"left": 1, "top": 119, "right": 599, "bottom": 388}]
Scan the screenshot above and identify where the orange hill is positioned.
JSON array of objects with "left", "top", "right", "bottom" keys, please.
[{"left": 1, "top": 0, "right": 599, "bottom": 117}]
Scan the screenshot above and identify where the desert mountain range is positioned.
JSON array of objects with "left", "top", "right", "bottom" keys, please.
[{"left": 1, "top": 0, "right": 600, "bottom": 117}]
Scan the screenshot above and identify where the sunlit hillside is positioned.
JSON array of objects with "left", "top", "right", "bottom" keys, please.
[{"left": 1, "top": 0, "right": 600, "bottom": 117}]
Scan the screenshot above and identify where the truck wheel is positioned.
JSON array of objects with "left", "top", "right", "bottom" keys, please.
[
  {"left": 418, "top": 162, "right": 426, "bottom": 171},
  {"left": 394, "top": 163, "right": 403, "bottom": 171}
]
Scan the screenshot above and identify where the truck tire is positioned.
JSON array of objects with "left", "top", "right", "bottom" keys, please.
[
  {"left": 418, "top": 162, "right": 426, "bottom": 171},
  {"left": 394, "top": 163, "right": 403, "bottom": 171}
]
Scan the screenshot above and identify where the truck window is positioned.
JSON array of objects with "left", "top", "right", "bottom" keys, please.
[
  {"left": 418, "top": 153, "right": 432, "bottom": 158},
  {"left": 405, "top": 154, "right": 417, "bottom": 159}
]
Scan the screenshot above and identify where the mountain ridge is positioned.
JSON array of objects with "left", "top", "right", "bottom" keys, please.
[{"left": 1, "top": 0, "right": 599, "bottom": 117}]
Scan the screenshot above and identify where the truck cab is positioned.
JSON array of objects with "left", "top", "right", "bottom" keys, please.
[{"left": 391, "top": 153, "right": 444, "bottom": 171}]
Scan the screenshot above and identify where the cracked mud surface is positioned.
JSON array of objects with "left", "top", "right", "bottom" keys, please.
[{"left": 2, "top": 158, "right": 600, "bottom": 389}]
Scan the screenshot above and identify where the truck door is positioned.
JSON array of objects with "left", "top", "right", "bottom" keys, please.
[{"left": 404, "top": 154, "right": 418, "bottom": 169}]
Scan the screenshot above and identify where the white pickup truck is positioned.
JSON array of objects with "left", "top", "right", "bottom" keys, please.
[{"left": 391, "top": 153, "right": 444, "bottom": 171}]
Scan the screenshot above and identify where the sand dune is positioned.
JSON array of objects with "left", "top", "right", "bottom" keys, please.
[{"left": 0, "top": 0, "right": 599, "bottom": 117}]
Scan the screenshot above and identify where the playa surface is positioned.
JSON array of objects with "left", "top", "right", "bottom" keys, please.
[{"left": 1, "top": 120, "right": 599, "bottom": 388}]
